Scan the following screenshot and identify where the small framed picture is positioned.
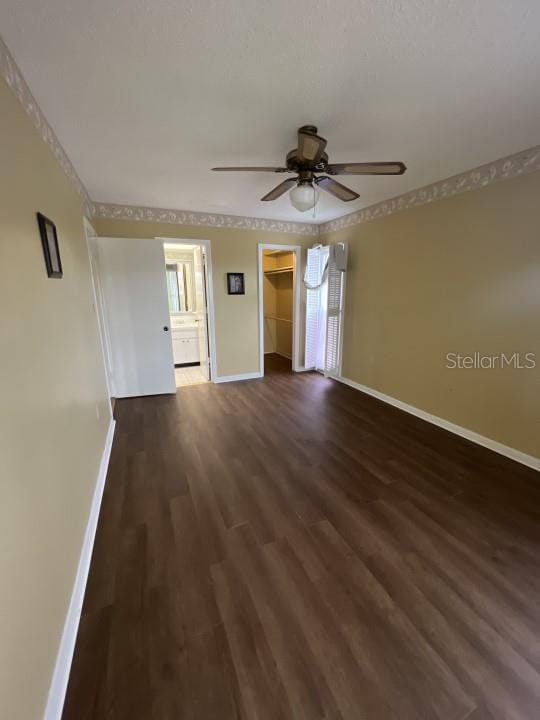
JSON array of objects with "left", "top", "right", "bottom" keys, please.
[
  {"left": 37, "top": 212, "right": 63, "bottom": 278},
  {"left": 227, "top": 272, "right": 245, "bottom": 295}
]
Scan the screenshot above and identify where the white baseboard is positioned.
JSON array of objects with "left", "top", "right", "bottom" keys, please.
[
  {"left": 44, "top": 417, "right": 116, "bottom": 720},
  {"left": 213, "top": 371, "right": 263, "bottom": 384},
  {"left": 334, "top": 375, "right": 540, "bottom": 472}
]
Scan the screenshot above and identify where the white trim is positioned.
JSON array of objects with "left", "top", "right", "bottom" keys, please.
[
  {"left": 202, "top": 240, "right": 217, "bottom": 383},
  {"left": 334, "top": 375, "right": 540, "bottom": 472},
  {"left": 258, "top": 243, "right": 302, "bottom": 376},
  {"left": 213, "top": 371, "right": 263, "bottom": 383},
  {"left": 44, "top": 418, "right": 116, "bottom": 720},
  {"left": 336, "top": 246, "right": 347, "bottom": 378},
  {"left": 157, "top": 237, "right": 217, "bottom": 383}
]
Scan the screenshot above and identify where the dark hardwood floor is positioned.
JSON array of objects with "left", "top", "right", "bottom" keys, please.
[{"left": 63, "top": 354, "right": 540, "bottom": 720}]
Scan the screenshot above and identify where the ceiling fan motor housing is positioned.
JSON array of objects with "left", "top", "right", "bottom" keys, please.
[{"left": 286, "top": 150, "right": 329, "bottom": 174}]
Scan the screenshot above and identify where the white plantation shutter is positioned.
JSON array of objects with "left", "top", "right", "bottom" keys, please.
[
  {"left": 304, "top": 245, "right": 329, "bottom": 370},
  {"left": 325, "top": 243, "right": 347, "bottom": 375}
]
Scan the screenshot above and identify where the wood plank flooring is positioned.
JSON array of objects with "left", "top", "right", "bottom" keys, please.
[{"left": 63, "top": 354, "right": 540, "bottom": 719}]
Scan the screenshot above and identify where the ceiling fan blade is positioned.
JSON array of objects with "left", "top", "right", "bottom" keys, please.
[
  {"left": 261, "top": 178, "right": 298, "bottom": 201},
  {"left": 211, "top": 166, "right": 288, "bottom": 172},
  {"left": 297, "top": 129, "right": 327, "bottom": 164},
  {"left": 326, "top": 162, "right": 406, "bottom": 175},
  {"left": 315, "top": 176, "right": 359, "bottom": 202}
]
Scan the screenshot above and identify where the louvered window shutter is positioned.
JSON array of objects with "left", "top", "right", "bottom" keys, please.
[
  {"left": 325, "top": 243, "right": 347, "bottom": 375},
  {"left": 304, "top": 246, "right": 328, "bottom": 370}
]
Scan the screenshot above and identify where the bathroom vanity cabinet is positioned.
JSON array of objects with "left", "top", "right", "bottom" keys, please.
[{"left": 172, "top": 324, "right": 199, "bottom": 365}]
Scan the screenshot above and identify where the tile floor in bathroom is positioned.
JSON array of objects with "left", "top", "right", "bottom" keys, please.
[{"left": 174, "top": 365, "right": 209, "bottom": 387}]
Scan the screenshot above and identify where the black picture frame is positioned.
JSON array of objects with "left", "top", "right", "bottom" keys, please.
[
  {"left": 227, "top": 272, "right": 245, "bottom": 295},
  {"left": 37, "top": 212, "right": 63, "bottom": 278}
]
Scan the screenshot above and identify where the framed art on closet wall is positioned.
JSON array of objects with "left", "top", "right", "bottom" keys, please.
[
  {"left": 37, "top": 212, "right": 63, "bottom": 278},
  {"left": 227, "top": 272, "right": 245, "bottom": 295}
]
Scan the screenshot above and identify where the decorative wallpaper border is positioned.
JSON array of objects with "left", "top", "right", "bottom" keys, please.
[
  {"left": 0, "top": 34, "right": 94, "bottom": 219},
  {"left": 96, "top": 144, "right": 540, "bottom": 236},
  {"left": 318, "top": 144, "right": 540, "bottom": 234},
  {"left": 2, "top": 32, "right": 540, "bottom": 236},
  {"left": 93, "top": 202, "right": 319, "bottom": 235}
]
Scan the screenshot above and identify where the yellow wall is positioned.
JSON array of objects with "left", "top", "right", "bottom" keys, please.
[
  {"left": 321, "top": 170, "right": 540, "bottom": 459},
  {"left": 0, "top": 79, "right": 111, "bottom": 719},
  {"left": 94, "top": 219, "right": 310, "bottom": 376}
]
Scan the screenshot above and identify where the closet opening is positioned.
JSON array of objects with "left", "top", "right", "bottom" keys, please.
[
  {"left": 258, "top": 243, "right": 302, "bottom": 376},
  {"left": 162, "top": 240, "right": 214, "bottom": 387}
]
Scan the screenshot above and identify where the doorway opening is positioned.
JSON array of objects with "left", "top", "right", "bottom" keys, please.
[
  {"left": 163, "top": 241, "right": 213, "bottom": 387},
  {"left": 258, "top": 243, "right": 302, "bottom": 376}
]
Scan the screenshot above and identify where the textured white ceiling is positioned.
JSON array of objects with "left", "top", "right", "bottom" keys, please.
[{"left": 2, "top": 1, "right": 540, "bottom": 223}]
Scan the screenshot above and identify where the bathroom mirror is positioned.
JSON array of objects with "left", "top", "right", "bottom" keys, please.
[{"left": 166, "top": 260, "right": 195, "bottom": 313}]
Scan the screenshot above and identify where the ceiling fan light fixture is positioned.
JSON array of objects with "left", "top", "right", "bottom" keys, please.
[
  {"left": 290, "top": 182, "right": 319, "bottom": 212},
  {"left": 212, "top": 125, "right": 406, "bottom": 208}
]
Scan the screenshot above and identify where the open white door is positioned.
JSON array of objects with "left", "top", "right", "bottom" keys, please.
[
  {"left": 97, "top": 237, "right": 176, "bottom": 398},
  {"left": 304, "top": 244, "right": 329, "bottom": 371},
  {"left": 304, "top": 243, "right": 347, "bottom": 375},
  {"left": 325, "top": 242, "right": 347, "bottom": 376}
]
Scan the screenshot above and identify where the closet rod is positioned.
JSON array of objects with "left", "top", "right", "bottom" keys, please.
[
  {"left": 264, "top": 266, "right": 294, "bottom": 275},
  {"left": 264, "top": 315, "right": 292, "bottom": 324}
]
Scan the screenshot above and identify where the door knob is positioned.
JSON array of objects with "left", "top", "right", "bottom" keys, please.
[{"left": 163, "top": 326, "right": 169, "bottom": 331}]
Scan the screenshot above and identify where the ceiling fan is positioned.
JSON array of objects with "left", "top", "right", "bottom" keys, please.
[{"left": 212, "top": 125, "right": 406, "bottom": 213}]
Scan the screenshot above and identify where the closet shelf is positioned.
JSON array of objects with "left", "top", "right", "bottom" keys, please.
[
  {"left": 264, "top": 315, "right": 292, "bottom": 323},
  {"left": 264, "top": 266, "right": 294, "bottom": 275}
]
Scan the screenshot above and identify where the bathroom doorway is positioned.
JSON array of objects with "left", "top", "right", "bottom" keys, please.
[{"left": 162, "top": 240, "right": 215, "bottom": 387}]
